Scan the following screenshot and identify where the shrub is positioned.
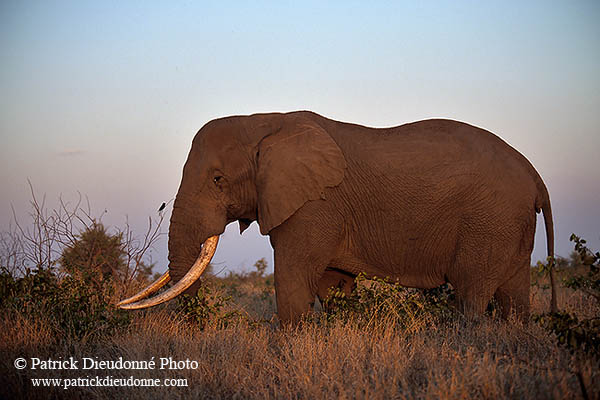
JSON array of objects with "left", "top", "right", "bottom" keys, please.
[
  {"left": 535, "top": 234, "right": 600, "bottom": 355},
  {"left": 60, "top": 222, "right": 127, "bottom": 279},
  {"left": 176, "top": 283, "right": 241, "bottom": 330},
  {"left": 0, "top": 265, "right": 130, "bottom": 341},
  {"left": 321, "top": 273, "right": 454, "bottom": 329},
  {"left": 51, "top": 271, "right": 131, "bottom": 340}
]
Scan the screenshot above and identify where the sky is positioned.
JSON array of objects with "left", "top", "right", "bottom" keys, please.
[{"left": 1, "top": 1, "right": 599, "bottom": 275}]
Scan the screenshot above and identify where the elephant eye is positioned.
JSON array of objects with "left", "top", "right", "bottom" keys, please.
[{"left": 213, "top": 175, "right": 223, "bottom": 185}]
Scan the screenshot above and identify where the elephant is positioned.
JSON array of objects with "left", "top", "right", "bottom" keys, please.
[{"left": 118, "top": 111, "right": 554, "bottom": 324}]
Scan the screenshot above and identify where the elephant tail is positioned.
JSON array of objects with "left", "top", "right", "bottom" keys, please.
[{"left": 536, "top": 182, "right": 557, "bottom": 313}]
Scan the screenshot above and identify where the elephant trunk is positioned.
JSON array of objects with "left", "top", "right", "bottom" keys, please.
[{"left": 117, "top": 236, "right": 218, "bottom": 309}]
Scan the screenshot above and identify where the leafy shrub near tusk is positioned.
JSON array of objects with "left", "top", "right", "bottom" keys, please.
[{"left": 118, "top": 235, "right": 219, "bottom": 310}]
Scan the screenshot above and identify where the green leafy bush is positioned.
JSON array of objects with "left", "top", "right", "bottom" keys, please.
[
  {"left": 535, "top": 311, "right": 599, "bottom": 353},
  {"left": 177, "top": 283, "right": 240, "bottom": 330},
  {"left": 535, "top": 234, "right": 600, "bottom": 355},
  {"left": 0, "top": 266, "right": 57, "bottom": 311},
  {"left": 0, "top": 266, "right": 130, "bottom": 341},
  {"left": 321, "top": 273, "right": 454, "bottom": 329}
]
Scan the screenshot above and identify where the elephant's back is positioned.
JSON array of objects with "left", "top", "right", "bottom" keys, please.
[
  {"left": 313, "top": 114, "right": 547, "bottom": 224},
  {"left": 392, "top": 118, "right": 545, "bottom": 197},
  {"left": 324, "top": 117, "right": 542, "bottom": 193},
  {"left": 324, "top": 116, "right": 543, "bottom": 232}
]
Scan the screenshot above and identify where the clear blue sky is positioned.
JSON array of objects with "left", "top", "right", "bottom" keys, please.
[{"left": 1, "top": 1, "right": 599, "bottom": 274}]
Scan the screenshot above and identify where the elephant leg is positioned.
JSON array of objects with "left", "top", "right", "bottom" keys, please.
[
  {"left": 494, "top": 216, "right": 534, "bottom": 321},
  {"left": 454, "top": 284, "right": 496, "bottom": 316},
  {"left": 495, "top": 271, "right": 530, "bottom": 321},
  {"left": 316, "top": 268, "right": 356, "bottom": 302},
  {"left": 494, "top": 265, "right": 530, "bottom": 320},
  {"left": 269, "top": 202, "right": 345, "bottom": 325},
  {"left": 448, "top": 243, "right": 506, "bottom": 316},
  {"left": 273, "top": 247, "right": 333, "bottom": 325}
]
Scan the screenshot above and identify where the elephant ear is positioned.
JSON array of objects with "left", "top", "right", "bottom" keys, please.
[{"left": 256, "top": 120, "right": 347, "bottom": 235}]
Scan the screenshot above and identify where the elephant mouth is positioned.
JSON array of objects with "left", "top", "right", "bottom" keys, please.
[{"left": 117, "top": 235, "right": 219, "bottom": 310}]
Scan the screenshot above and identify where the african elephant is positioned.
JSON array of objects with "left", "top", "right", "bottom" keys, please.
[{"left": 118, "top": 111, "right": 553, "bottom": 324}]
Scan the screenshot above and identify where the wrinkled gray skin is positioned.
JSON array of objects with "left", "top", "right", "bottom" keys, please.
[{"left": 169, "top": 111, "right": 553, "bottom": 324}]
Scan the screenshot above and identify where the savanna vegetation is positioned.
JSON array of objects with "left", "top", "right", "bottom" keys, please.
[{"left": 0, "top": 191, "right": 598, "bottom": 399}]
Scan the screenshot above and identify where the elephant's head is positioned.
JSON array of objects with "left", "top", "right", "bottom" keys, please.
[{"left": 118, "top": 111, "right": 346, "bottom": 309}]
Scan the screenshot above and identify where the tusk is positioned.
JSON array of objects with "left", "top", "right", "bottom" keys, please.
[
  {"left": 118, "top": 235, "right": 219, "bottom": 310},
  {"left": 117, "top": 271, "right": 171, "bottom": 307}
]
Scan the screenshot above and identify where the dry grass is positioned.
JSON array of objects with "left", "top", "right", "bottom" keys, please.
[{"left": 1, "top": 276, "right": 598, "bottom": 399}]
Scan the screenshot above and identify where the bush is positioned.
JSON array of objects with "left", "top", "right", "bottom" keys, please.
[
  {"left": 0, "top": 265, "right": 130, "bottom": 341},
  {"left": 176, "top": 283, "right": 241, "bottom": 330},
  {"left": 321, "top": 273, "right": 454, "bottom": 330},
  {"left": 535, "top": 234, "right": 600, "bottom": 355}
]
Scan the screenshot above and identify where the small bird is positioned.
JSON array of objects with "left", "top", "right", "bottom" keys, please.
[{"left": 158, "top": 202, "right": 166, "bottom": 212}]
